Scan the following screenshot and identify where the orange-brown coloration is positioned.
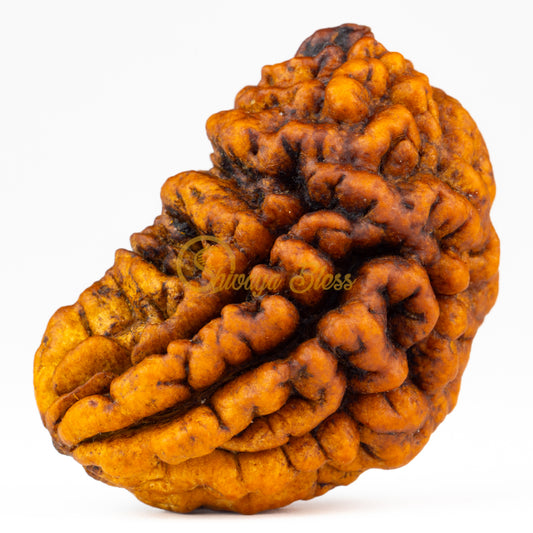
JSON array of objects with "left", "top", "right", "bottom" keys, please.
[{"left": 34, "top": 24, "right": 498, "bottom": 513}]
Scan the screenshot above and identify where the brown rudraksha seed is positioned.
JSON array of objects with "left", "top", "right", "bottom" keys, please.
[{"left": 34, "top": 24, "right": 499, "bottom": 514}]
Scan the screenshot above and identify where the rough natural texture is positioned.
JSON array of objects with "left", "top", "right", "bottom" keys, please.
[{"left": 34, "top": 24, "right": 499, "bottom": 514}]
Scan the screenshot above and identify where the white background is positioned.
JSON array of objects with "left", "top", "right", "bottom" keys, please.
[{"left": 1, "top": 0, "right": 532, "bottom": 531}]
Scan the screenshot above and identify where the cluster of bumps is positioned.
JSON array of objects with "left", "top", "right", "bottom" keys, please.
[{"left": 34, "top": 24, "right": 499, "bottom": 513}]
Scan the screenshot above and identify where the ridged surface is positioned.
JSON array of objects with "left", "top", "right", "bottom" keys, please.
[{"left": 34, "top": 24, "right": 499, "bottom": 514}]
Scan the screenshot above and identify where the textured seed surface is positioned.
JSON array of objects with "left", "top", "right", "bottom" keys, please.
[{"left": 34, "top": 24, "right": 499, "bottom": 514}]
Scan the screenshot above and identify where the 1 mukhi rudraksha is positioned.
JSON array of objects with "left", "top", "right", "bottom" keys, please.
[{"left": 34, "top": 24, "right": 499, "bottom": 514}]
